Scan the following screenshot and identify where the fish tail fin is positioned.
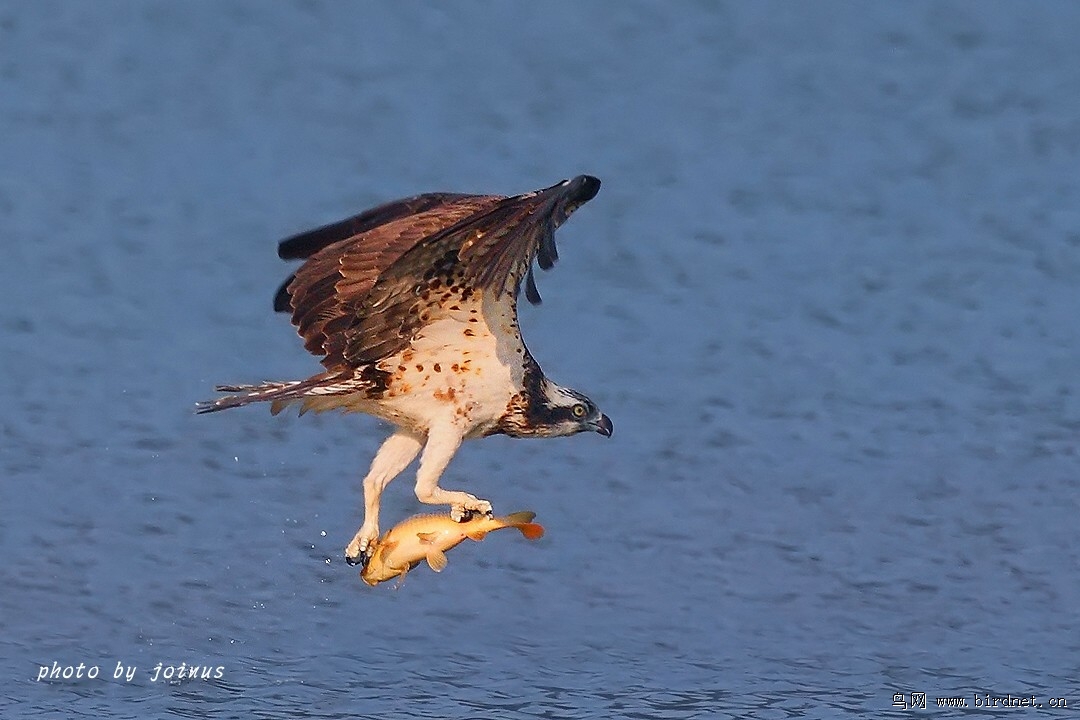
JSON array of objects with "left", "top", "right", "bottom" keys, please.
[
  {"left": 517, "top": 523, "right": 545, "bottom": 540},
  {"left": 500, "top": 511, "right": 545, "bottom": 540}
]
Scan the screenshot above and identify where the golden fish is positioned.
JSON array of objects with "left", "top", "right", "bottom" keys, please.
[{"left": 360, "top": 511, "right": 544, "bottom": 586}]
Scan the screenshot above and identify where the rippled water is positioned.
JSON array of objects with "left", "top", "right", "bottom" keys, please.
[{"left": 4, "top": 2, "right": 1080, "bottom": 718}]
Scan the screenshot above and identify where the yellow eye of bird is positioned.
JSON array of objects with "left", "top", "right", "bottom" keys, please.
[{"left": 572, "top": 404, "right": 587, "bottom": 418}]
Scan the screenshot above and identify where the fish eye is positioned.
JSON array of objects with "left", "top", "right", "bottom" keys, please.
[{"left": 571, "top": 403, "right": 587, "bottom": 418}]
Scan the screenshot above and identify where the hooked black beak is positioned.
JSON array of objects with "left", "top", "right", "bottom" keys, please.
[{"left": 594, "top": 414, "right": 613, "bottom": 437}]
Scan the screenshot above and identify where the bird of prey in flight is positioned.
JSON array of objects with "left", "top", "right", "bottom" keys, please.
[{"left": 199, "top": 175, "right": 612, "bottom": 566}]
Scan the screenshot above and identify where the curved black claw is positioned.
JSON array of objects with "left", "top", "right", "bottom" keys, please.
[
  {"left": 456, "top": 507, "right": 495, "bottom": 523},
  {"left": 344, "top": 549, "right": 371, "bottom": 568}
]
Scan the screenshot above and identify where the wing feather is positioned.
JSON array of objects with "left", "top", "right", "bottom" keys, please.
[
  {"left": 284, "top": 195, "right": 503, "bottom": 368},
  {"left": 337, "top": 175, "right": 601, "bottom": 366},
  {"left": 273, "top": 192, "right": 479, "bottom": 312},
  {"left": 277, "top": 176, "right": 600, "bottom": 371},
  {"left": 458, "top": 174, "right": 600, "bottom": 298}
]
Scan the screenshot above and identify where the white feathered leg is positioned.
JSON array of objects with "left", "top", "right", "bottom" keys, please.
[
  {"left": 413, "top": 423, "right": 492, "bottom": 520},
  {"left": 345, "top": 430, "right": 424, "bottom": 564}
]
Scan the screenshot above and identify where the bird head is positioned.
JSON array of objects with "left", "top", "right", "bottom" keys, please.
[{"left": 528, "top": 381, "right": 613, "bottom": 438}]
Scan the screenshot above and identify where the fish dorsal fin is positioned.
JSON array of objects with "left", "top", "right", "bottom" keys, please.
[
  {"left": 426, "top": 548, "right": 448, "bottom": 572},
  {"left": 416, "top": 532, "right": 437, "bottom": 545}
]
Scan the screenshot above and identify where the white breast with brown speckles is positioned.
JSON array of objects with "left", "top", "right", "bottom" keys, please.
[{"left": 369, "top": 291, "right": 527, "bottom": 437}]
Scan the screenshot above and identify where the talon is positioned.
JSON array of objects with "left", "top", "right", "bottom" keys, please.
[
  {"left": 345, "top": 532, "right": 377, "bottom": 568},
  {"left": 450, "top": 498, "right": 493, "bottom": 522},
  {"left": 344, "top": 549, "right": 370, "bottom": 568}
]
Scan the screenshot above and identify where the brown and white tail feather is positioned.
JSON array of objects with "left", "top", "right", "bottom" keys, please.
[
  {"left": 195, "top": 373, "right": 366, "bottom": 415},
  {"left": 196, "top": 380, "right": 306, "bottom": 414}
]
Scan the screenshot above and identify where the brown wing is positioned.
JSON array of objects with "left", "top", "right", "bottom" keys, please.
[
  {"left": 273, "top": 192, "right": 479, "bottom": 313},
  {"left": 336, "top": 175, "right": 601, "bottom": 366},
  {"left": 458, "top": 174, "right": 601, "bottom": 301},
  {"left": 284, "top": 194, "right": 504, "bottom": 367}
]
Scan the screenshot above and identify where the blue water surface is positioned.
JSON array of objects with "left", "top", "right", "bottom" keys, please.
[{"left": 3, "top": 2, "right": 1080, "bottom": 718}]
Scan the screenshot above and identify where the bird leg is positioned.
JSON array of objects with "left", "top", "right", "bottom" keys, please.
[
  {"left": 413, "top": 425, "right": 492, "bottom": 521},
  {"left": 345, "top": 430, "right": 424, "bottom": 566}
]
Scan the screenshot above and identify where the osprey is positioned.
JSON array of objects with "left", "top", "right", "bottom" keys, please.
[{"left": 198, "top": 175, "right": 612, "bottom": 566}]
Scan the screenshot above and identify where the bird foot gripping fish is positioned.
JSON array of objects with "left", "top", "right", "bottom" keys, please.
[{"left": 361, "top": 510, "right": 544, "bottom": 587}]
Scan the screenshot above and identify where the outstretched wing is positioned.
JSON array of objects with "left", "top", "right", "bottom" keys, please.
[
  {"left": 273, "top": 192, "right": 481, "bottom": 313},
  {"left": 458, "top": 174, "right": 601, "bottom": 302},
  {"left": 282, "top": 194, "right": 504, "bottom": 366},
  {"left": 336, "top": 174, "right": 601, "bottom": 366}
]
